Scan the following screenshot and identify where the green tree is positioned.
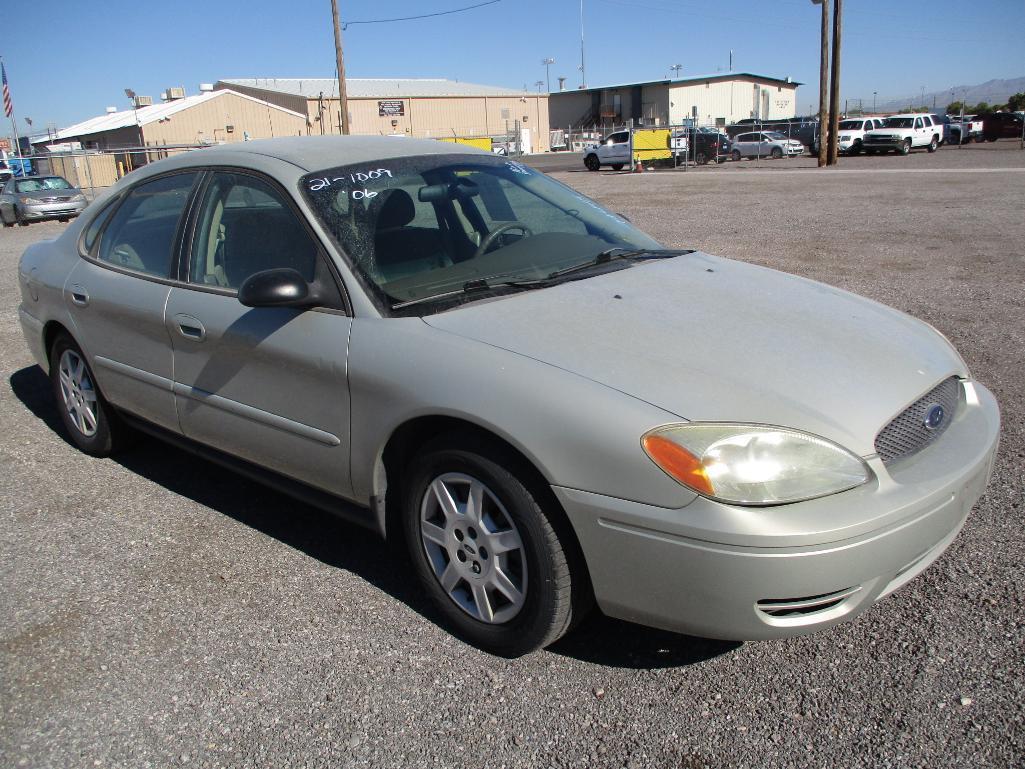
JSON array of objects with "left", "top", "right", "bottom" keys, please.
[
  {"left": 947, "top": 100, "right": 964, "bottom": 114},
  {"left": 973, "top": 101, "right": 991, "bottom": 114},
  {"left": 1008, "top": 92, "right": 1025, "bottom": 111}
]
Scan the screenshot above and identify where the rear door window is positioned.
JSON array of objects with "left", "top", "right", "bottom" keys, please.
[{"left": 97, "top": 172, "right": 198, "bottom": 278}]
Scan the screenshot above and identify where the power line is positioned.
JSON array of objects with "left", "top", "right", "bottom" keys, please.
[{"left": 342, "top": 0, "right": 501, "bottom": 29}]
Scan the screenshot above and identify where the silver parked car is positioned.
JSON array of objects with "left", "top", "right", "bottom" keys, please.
[
  {"left": 730, "top": 131, "right": 805, "bottom": 160},
  {"left": 17, "top": 137, "right": 999, "bottom": 656},
  {"left": 1, "top": 175, "right": 88, "bottom": 226}
]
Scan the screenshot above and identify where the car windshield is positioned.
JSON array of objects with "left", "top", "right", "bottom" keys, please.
[
  {"left": 16, "top": 177, "right": 73, "bottom": 192},
  {"left": 302, "top": 153, "right": 663, "bottom": 312},
  {"left": 839, "top": 120, "right": 863, "bottom": 130},
  {"left": 884, "top": 117, "right": 915, "bottom": 128}
]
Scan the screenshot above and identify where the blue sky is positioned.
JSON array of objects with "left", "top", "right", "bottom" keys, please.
[{"left": 2, "top": 0, "right": 1022, "bottom": 133}]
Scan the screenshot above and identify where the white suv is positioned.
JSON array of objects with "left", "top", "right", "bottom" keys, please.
[
  {"left": 583, "top": 131, "right": 631, "bottom": 171},
  {"left": 861, "top": 114, "right": 942, "bottom": 155},
  {"left": 837, "top": 117, "right": 886, "bottom": 155}
]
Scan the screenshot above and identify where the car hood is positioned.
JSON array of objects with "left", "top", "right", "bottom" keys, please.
[{"left": 423, "top": 253, "right": 966, "bottom": 456}]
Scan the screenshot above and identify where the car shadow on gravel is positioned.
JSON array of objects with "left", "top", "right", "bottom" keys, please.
[{"left": 10, "top": 363, "right": 740, "bottom": 668}]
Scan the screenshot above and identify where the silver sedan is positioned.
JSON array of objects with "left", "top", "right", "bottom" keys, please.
[
  {"left": 17, "top": 137, "right": 1000, "bottom": 655},
  {"left": 1, "top": 174, "right": 88, "bottom": 226}
]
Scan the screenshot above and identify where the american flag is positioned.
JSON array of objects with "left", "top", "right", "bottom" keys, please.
[{"left": 2, "top": 62, "right": 12, "bottom": 118}]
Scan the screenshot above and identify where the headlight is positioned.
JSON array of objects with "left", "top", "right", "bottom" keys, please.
[
  {"left": 71, "top": 193, "right": 86, "bottom": 202},
  {"left": 20, "top": 196, "right": 35, "bottom": 205},
  {"left": 641, "top": 423, "right": 871, "bottom": 506}
]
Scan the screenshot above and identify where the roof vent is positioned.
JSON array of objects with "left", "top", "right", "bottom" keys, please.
[
  {"left": 134, "top": 96, "right": 153, "bottom": 107},
  {"left": 166, "top": 86, "right": 186, "bottom": 101},
  {"left": 199, "top": 83, "right": 214, "bottom": 92}
]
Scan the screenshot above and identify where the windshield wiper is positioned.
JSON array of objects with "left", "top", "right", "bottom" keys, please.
[
  {"left": 545, "top": 248, "right": 694, "bottom": 280},
  {"left": 390, "top": 278, "right": 540, "bottom": 311}
]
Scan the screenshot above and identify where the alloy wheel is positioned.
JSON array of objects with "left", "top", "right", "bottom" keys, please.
[
  {"left": 419, "top": 472, "right": 527, "bottom": 624},
  {"left": 58, "top": 349, "right": 98, "bottom": 437}
]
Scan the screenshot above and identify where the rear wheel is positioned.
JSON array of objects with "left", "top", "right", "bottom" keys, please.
[
  {"left": 1, "top": 208, "right": 13, "bottom": 227},
  {"left": 402, "top": 438, "right": 584, "bottom": 656},
  {"left": 49, "top": 334, "right": 127, "bottom": 456},
  {"left": 731, "top": 149, "right": 742, "bottom": 162},
  {"left": 927, "top": 136, "right": 939, "bottom": 153},
  {"left": 584, "top": 154, "right": 600, "bottom": 171},
  {"left": 695, "top": 151, "right": 708, "bottom": 165},
  {"left": 610, "top": 163, "right": 625, "bottom": 171}
]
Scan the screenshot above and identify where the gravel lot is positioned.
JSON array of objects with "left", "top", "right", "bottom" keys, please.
[{"left": 2, "top": 143, "right": 1023, "bottom": 769}]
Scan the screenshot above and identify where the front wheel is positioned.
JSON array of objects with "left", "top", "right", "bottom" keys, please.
[
  {"left": 927, "top": 136, "right": 939, "bottom": 153},
  {"left": 770, "top": 147, "right": 783, "bottom": 159},
  {"left": 403, "top": 439, "right": 584, "bottom": 656},
  {"left": 899, "top": 139, "right": 912, "bottom": 155},
  {"left": 584, "top": 154, "right": 600, "bottom": 171}
]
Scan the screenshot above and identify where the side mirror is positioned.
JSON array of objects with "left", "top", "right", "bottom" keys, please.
[{"left": 238, "top": 268, "right": 312, "bottom": 308}]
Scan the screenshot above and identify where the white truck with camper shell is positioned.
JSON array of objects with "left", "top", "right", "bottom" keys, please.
[
  {"left": 949, "top": 115, "right": 984, "bottom": 144},
  {"left": 861, "top": 113, "right": 943, "bottom": 155}
]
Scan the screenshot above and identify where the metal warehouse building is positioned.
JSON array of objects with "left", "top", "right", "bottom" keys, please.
[
  {"left": 35, "top": 89, "right": 307, "bottom": 152},
  {"left": 215, "top": 78, "right": 551, "bottom": 152},
  {"left": 549, "top": 73, "right": 801, "bottom": 130}
]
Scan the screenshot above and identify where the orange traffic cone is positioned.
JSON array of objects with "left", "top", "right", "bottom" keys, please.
[{"left": 634, "top": 156, "right": 644, "bottom": 173}]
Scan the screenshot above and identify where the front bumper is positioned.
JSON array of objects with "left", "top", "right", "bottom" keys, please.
[
  {"left": 555, "top": 380, "right": 1000, "bottom": 640},
  {"left": 18, "top": 200, "right": 87, "bottom": 220}
]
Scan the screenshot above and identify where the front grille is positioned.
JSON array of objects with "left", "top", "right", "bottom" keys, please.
[
  {"left": 874, "top": 377, "right": 961, "bottom": 464},
  {"left": 40, "top": 196, "right": 72, "bottom": 202}
]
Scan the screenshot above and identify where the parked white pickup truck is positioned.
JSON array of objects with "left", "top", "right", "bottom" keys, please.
[
  {"left": 861, "top": 113, "right": 942, "bottom": 155},
  {"left": 837, "top": 117, "right": 887, "bottom": 155},
  {"left": 949, "top": 115, "right": 984, "bottom": 144}
]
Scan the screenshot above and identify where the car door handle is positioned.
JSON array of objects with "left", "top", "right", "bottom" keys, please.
[
  {"left": 69, "top": 285, "right": 89, "bottom": 307},
  {"left": 173, "top": 313, "right": 206, "bottom": 342}
]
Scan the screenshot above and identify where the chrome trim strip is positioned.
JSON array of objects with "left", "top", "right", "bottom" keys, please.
[
  {"left": 94, "top": 356, "right": 173, "bottom": 391},
  {"left": 172, "top": 383, "right": 341, "bottom": 447}
]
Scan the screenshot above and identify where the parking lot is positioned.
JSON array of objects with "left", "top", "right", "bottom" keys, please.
[{"left": 2, "top": 141, "right": 1023, "bottom": 769}]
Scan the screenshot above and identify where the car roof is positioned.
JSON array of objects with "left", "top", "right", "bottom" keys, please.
[{"left": 144, "top": 135, "right": 487, "bottom": 175}]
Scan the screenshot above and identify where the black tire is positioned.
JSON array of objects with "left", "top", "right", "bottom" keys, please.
[
  {"left": 865, "top": 149, "right": 877, "bottom": 155},
  {"left": 695, "top": 151, "right": 708, "bottom": 165},
  {"left": 57, "top": 217, "right": 69, "bottom": 223},
  {"left": 850, "top": 140, "right": 862, "bottom": 155},
  {"left": 899, "top": 138, "right": 912, "bottom": 155},
  {"left": 770, "top": 146, "right": 783, "bottom": 159},
  {"left": 927, "top": 135, "right": 939, "bottom": 153},
  {"left": 584, "top": 154, "right": 600, "bottom": 171},
  {"left": 17, "top": 211, "right": 28, "bottom": 226},
  {"left": 987, "top": 136, "right": 997, "bottom": 142},
  {"left": 1, "top": 208, "right": 13, "bottom": 227},
  {"left": 610, "top": 163, "right": 624, "bottom": 171},
  {"left": 49, "top": 333, "right": 126, "bottom": 456},
  {"left": 731, "top": 149, "right": 742, "bottom": 162},
  {"left": 402, "top": 437, "right": 585, "bottom": 656}
]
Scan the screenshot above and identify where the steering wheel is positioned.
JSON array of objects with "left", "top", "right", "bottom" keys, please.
[{"left": 471, "top": 222, "right": 533, "bottom": 260}]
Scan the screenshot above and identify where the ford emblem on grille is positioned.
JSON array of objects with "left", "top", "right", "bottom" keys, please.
[{"left": 924, "top": 403, "right": 945, "bottom": 430}]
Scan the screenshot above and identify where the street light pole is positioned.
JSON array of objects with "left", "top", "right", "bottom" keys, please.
[
  {"left": 670, "top": 64, "right": 682, "bottom": 79},
  {"left": 542, "top": 58, "right": 555, "bottom": 92},
  {"left": 579, "top": 0, "right": 587, "bottom": 88},
  {"left": 873, "top": 91, "right": 877, "bottom": 112}
]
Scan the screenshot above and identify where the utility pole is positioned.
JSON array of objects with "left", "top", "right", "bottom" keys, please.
[
  {"left": 330, "top": 0, "right": 350, "bottom": 135},
  {"left": 579, "top": 0, "right": 587, "bottom": 88},
  {"left": 813, "top": 0, "right": 829, "bottom": 167},
  {"left": 827, "top": 0, "right": 842, "bottom": 165}
]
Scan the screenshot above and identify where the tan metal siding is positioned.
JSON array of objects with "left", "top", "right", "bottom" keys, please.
[{"left": 140, "top": 92, "right": 305, "bottom": 146}]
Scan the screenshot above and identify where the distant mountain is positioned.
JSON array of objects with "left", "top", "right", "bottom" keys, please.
[{"left": 876, "top": 76, "right": 1025, "bottom": 112}]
